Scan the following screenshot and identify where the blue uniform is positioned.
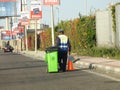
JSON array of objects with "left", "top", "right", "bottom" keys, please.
[{"left": 56, "top": 34, "right": 71, "bottom": 72}]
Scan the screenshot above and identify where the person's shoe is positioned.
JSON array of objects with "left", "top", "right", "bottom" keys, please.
[
  {"left": 58, "top": 68, "right": 62, "bottom": 72},
  {"left": 63, "top": 69, "right": 66, "bottom": 72}
]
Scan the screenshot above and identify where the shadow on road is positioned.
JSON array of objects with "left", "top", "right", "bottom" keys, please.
[
  {"left": 0, "top": 64, "right": 47, "bottom": 71},
  {"left": 66, "top": 68, "right": 89, "bottom": 72},
  {"left": 0, "top": 52, "right": 21, "bottom": 56}
]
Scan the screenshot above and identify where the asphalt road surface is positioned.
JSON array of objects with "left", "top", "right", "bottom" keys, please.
[{"left": 0, "top": 51, "right": 120, "bottom": 90}]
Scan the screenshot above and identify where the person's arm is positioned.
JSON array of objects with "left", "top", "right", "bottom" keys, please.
[
  {"left": 68, "top": 38, "right": 71, "bottom": 55},
  {"left": 56, "top": 37, "right": 60, "bottom": 47}
]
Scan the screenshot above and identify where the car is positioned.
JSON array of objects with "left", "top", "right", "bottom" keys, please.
[{"left": 2, "top": 45, "right": 14, "bottom": 52}]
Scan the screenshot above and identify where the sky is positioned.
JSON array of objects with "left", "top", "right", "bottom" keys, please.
[
  {"left": 0, "top": 0, "right": 120, "bottom": 29},
  {"left": 42, "top": 0, "right": 120, "bottom": 26}
]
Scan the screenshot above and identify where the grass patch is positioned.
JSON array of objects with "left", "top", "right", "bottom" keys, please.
[{"left": 76, "top": 47, "right": 120, "bottom": 60}]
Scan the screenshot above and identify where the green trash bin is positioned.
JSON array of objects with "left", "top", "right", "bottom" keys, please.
[{"left": 45, "top": 46, "right": 58, "bottom": 73}]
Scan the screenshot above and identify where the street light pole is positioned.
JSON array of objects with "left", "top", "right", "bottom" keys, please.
[
  {"left": 25, "top": 26, "right": 28, "bottom": 51},
  {"left": 21, "top": 0, "right": 28, "bottom": 51},
  {"left": 10, "top": 17, "right": 13, "bottom": 40},
  {"left": 35, "top": 20, "right": 37, "bottom": 53},
  {"left": 51, "top": 5, "right": 55, "bottom": 46}
]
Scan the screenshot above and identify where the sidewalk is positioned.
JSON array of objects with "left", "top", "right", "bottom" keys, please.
[
  {"left": 74, "top": 56, "right": 120, "bottom": 73},
  {"left": 19, "top": 51, "right": 120, "bottom": 74},
  {"left": 19, "top": 51, "right": 45, "bottom": 60}
]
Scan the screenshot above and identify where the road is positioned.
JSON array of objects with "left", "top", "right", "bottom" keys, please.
[{"left": 0, "top": 51, "right": 120, "bottom": 90}]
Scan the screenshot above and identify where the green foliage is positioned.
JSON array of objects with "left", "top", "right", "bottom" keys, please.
[
  {"left": 56, "top": 16, "right": 96, "bottom": 51},
  {"left": 40, "top": 28, "right": 52, "bottom": 49},
  {"left": 27, "top": 13, "right": 120, "bottom": 60},
  {"left": 91, "top": 47, "right": 120, "bottom": 59},
  {"left": 111, "top": 2, "right": 120, "bottom": 32},
  {"left": 111, "top": 5, "right": 116, "bottom": 32},
  {"left": 52, "top": 16, "right": 96, "bottom": 53}
]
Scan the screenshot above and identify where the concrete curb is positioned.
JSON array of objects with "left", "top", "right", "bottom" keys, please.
[
  {"left": 75, "top": 60, "right": 120, "bottom": 74},
  {"left": 19, "top": 51, "right": 45, "bottom": 60}
]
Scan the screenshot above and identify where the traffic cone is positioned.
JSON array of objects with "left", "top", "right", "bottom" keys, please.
[{"left": 67, "top": 60, "right": 74, "bottom": 71}]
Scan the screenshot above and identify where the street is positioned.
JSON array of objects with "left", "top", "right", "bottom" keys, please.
[{"left": 0, "top": 51, "right": 120, "bottom": 90}]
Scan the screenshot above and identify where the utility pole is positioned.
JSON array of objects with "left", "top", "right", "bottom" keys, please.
[
  {"left": 20, "top": 0, "right": 23, "bottom": 51},
  {"left": 13, "top": 0, "right": 18, "bottom": 52},
  {"left": 51, "top": 5, "right": 55, "bottom": 46},
  {"left": 21, "top": 0, "right": 28, "bottom": 51},
  {"left": 10, "top": 17, "right": 13, "bottom": 40},
  {"left": 35, "top": 20, "right": 37, "bottom": 53},
  {"left": 43, "top": 0, "right": 60, "bottom": 46},
  {"left": 25, "top": 26, "right": 28, "bottom": 51}
]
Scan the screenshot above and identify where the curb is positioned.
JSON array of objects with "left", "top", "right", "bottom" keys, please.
[
  {"left": 19, "top": 51, "right": 45, "bottom": 60},
  {"left": 75, "top": 61, "right": 120, "bottom": 74}
]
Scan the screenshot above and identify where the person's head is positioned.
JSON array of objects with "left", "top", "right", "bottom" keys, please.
[{"left": 58, "top": 29, "right": 64, "bottom": 34}]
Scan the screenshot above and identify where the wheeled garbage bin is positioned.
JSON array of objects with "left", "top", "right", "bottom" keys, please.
[{"left": 45, "top": 46, "right": 58, "bottom": 73}]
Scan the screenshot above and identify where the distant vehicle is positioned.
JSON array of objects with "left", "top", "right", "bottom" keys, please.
[{"left": 2, "top": 45, "right": 14, "bottom": 52}]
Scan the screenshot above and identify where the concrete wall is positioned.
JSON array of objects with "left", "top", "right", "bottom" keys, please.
[
  {"left": 115, "top": 5, "right": 120, "bottom": 48},
  {"left": 96, "top": 10, "right": 114, "bottom": 48}
]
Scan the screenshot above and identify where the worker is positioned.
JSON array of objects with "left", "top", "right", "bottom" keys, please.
[{"left": 56, "top": 29, "right": 71, "bottom": 72}]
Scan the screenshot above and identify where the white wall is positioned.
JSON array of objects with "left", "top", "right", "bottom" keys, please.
[
  {"left": 96, "top": 10, "right": 114, "bottom": 48},
  {"left": 115, "top": 5, "right": 120, "bottom": 48}
]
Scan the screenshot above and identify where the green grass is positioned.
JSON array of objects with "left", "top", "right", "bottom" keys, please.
[{"left": 75, "top": 47, "right": 120, "bottom": 60}]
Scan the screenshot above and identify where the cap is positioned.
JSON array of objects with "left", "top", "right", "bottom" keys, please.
[{"left": 58, "top": 29, "right": 64, "bottom": 32}]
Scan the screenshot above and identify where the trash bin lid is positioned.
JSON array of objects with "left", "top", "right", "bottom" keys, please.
[{"left": 45, "top": 46, "right": 58, "bottom": 53}]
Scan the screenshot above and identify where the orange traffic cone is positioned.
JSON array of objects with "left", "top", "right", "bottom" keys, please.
[{"left": 67, "top": 60, "right": 74, "bottom": 71}]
